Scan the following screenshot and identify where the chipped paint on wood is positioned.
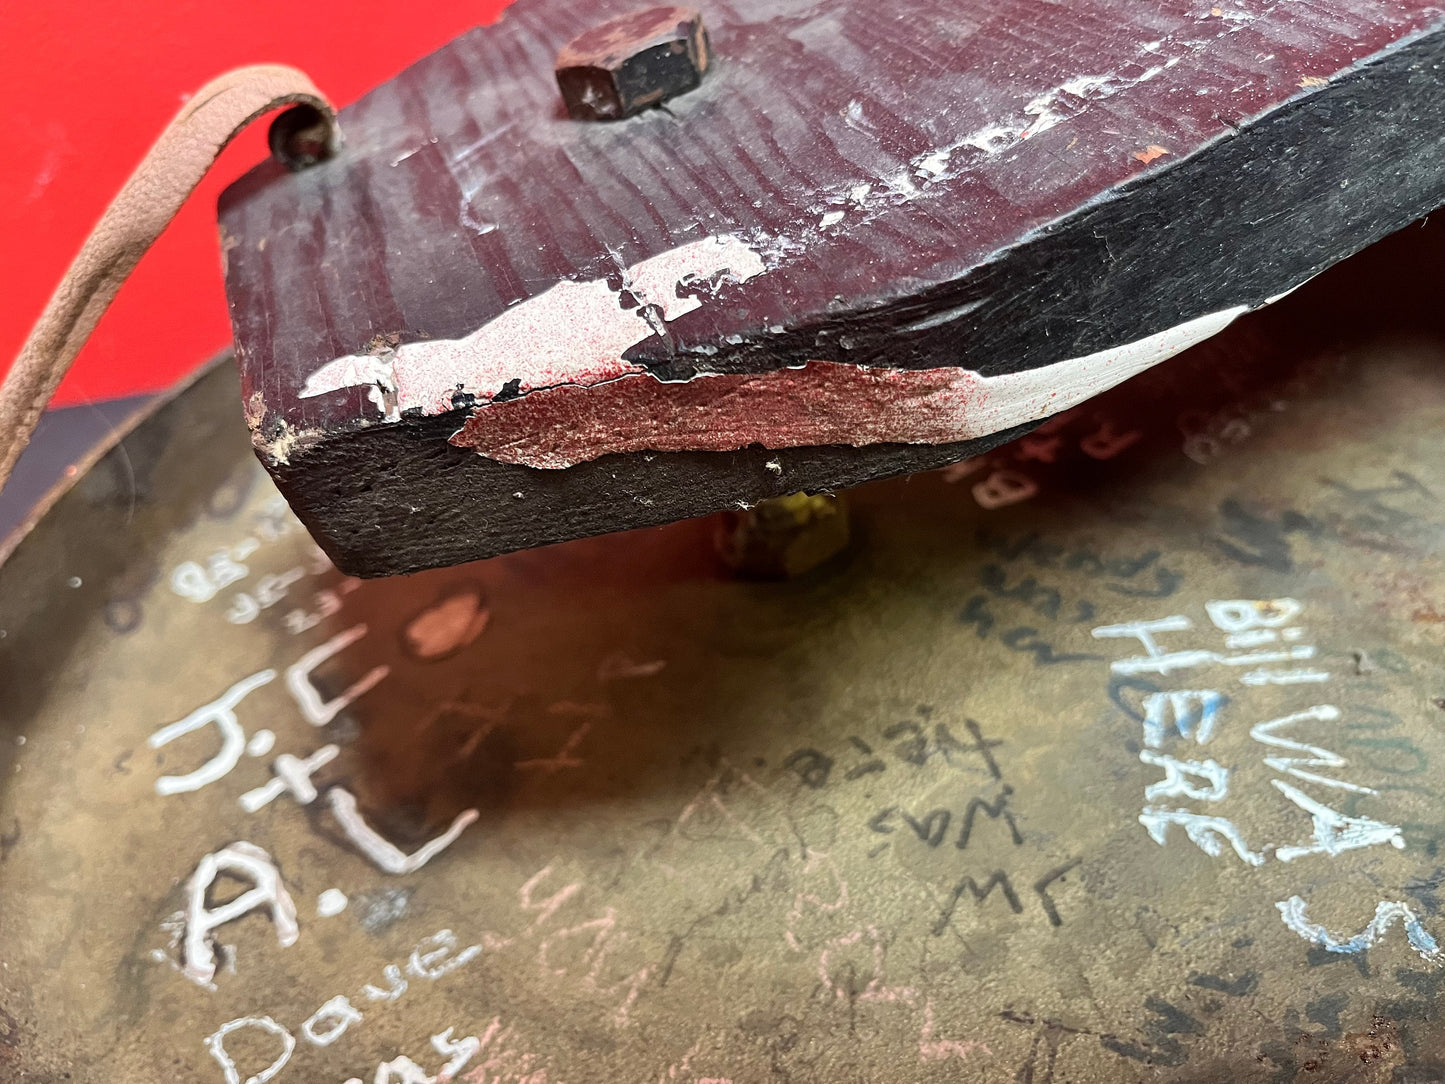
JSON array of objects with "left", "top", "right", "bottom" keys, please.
[
  {"left": 217, "top": 0, "right": 1445, "bottom": 574},
  {"left": 299, "top": 235, "right": 766, "bottom": 417},
  {"left": 451, "top": 305, "right": 1248, "bottom": 468}
]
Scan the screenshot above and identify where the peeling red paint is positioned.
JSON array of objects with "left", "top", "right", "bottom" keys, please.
[
  {"left": 450, "top": 361, "right": 991, "bottom": 468},
  {"left": 449, "top": 304, "right": 1252, "bottom": 469}
]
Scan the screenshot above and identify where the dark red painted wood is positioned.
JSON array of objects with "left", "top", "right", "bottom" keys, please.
[{"left": 218, "top": 0, "right": 1445, "bottom": 575}]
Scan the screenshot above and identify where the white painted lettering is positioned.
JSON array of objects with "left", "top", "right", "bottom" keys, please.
[
  {"left": 1277, "top": 896, "right": 1442, "bottom": 962},
  {"left": 1205, "top": 597, "right": 1303, "bottom": 632},
  {"left": 431, "top": 1027, "right": 482, "bottom": 1079},
  {"left": 1272, "top": 780, "right": 1404, "bottom": 861},
  {"left": 205, "top": 1016, "right": 294, "bottom": 1084},
  {"left": 1250, "top": 706, "right": 1373, "bottom": 794},
  {"left": 1217, "top": 646, "right": 1318, "bottom": 667},
  {"left": 1241, "top": 669, "right": 1331, "bottom": 685},
  {"left": 302, "top": 994, "right": 363, "bottom": 1047},
  {"left": 1096, "top": 625, "right": 1317, "bottom": 675},
  {"left": 1141, "top": 689, "right": 1225, "bottom": 747},
  {"left": 1139, "top": 750, "right": 1230, "bottom": 802},
  {"left": 362, "top": 963, "right": 408, "bottom": 1002},
  {"left": 150, "top": 671, "right": 276, "bottom": 795},
  {"left": 286, "top": 624, "right": 389, "bottom": 726},
  {"left": 328, "top": 788, "right": 478, "bottom": 875},
  {"left": 374, "top": 1055, "right": 435, "bottom": 1084},
  {"left": 226, "top": 593, "right": 261, "bottom": 625},
  {"left": 1225, "top": 629, "right": 1278, "bottom": 649},
  {"left": 1092, "top": 616, "right": 1201, "bottom": 675},
  {"left": 183, "top": 842, "right": 299, "bottom": 985},
  {"left": 172, "top": 561, "right": 219, "bottom": 603},
  {"left": 408, "top": 929, "right": 482, "bottom": 980},
  {"left": 239, "top": 744, "right": 341, "bottom": 813},
  {"left": 1138, "top": 808, "right": 1266, "bottom": 865}
]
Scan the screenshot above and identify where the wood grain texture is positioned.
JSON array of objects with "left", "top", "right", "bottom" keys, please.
[{"left": 219, "top": 0, "right": 1445, "bottom": 576}]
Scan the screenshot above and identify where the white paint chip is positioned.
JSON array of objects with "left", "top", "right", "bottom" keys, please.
[
  {"left": 915, "top": 149, "right": 951, "bottom": 176},
  {"left": 299, "top": 353, "right": 400, "bottom": 422},
  {"left": 301, "top": 234, "right": 768, "bottom": 418},
  {"left": 317, "top": 888, "right": 349, "bottom": 917},
  {"left": 909, "top": 41, "right": 1194, "bottom": 178}
]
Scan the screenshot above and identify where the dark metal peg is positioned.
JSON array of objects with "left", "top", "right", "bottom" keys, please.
[{"left": 555, "top": 6, "right": 710, "bottom": 121}]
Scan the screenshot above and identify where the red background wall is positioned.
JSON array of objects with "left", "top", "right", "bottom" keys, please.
[{"left": 0, "top": 0, "right": 513, "bottom": 406}]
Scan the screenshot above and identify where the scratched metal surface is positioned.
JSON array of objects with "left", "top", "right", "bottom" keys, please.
[{"left": 4, "top": 233, "right": 1445, "bottom": 1081}]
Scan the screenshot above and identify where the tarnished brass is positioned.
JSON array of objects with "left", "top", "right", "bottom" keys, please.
[{"left": 3, "top": 231, "right": 1445, "bottom": 1080}]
